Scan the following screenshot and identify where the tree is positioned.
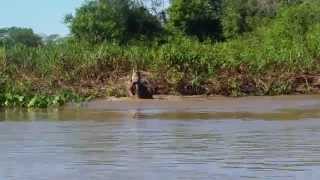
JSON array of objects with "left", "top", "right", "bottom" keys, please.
[
  {"left": 65, "top": 0, "right": 163, "bottom": 43},
  {"left": 167, "top": 0, "right": 223, "bottom": 41},
  {"left": 0, "top": 27, "right": 42, "bottom": 47},
  {"left": 221, "top": 0, "right": 305, "bottom": 39}
]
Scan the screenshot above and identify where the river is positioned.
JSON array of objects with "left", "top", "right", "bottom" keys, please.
[{"left": 1, "top": 95, "right": 320, "bottom": 180}]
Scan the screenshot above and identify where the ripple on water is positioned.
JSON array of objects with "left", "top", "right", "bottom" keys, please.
[{"left": 1, "top": 96, "right": 320, "bottom": 179}]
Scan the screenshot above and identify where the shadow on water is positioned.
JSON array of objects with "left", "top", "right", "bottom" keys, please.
[
  {"left": 0, "top": 108, "right": 126, "bottom": 122},
  {"left": 143, "top": 108, "right": 320, "bottom": 121},
  {"left": 1, "top": 95, "right": 320, "bottom": 121},
  {"left": 1, "top": 107, "right": 320, "bottom": 122}
]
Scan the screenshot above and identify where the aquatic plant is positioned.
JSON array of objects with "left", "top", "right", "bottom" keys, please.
[{"left": 0, "top": 90, "right": 86, "bottom": 108}]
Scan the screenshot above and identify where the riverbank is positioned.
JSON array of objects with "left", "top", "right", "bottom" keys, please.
[{"left": 2, "top": 63, "right": 320, "bottom": 108}]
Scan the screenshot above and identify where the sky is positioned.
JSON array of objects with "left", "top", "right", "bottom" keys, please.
[{"left": 0, "top": 0, "right": 85, "bottom": 36}]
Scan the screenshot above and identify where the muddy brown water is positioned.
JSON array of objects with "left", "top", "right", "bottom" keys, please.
[{"left": 1, "top": 95, "right": 320, "bottom": 180}]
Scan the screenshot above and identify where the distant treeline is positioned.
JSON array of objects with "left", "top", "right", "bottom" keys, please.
[{"left": 1, "top": 0, "right": 320, "bottom": 108}]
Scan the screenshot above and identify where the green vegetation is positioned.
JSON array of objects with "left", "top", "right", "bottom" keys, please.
[
  {"left": 64, "top": 0, "right": 163, "bottom": 43},
  {"left": 1, "top": 0, "right": 320, "bottom": 108},
  {"left": 167, "top": 0, "right": 223, "bottom": 40},
  {"left": 0, "top": 90, "right": 85, "bottom": 108},
  {"left": 0, "top": 27, "right": 42, "bottom": 47}
]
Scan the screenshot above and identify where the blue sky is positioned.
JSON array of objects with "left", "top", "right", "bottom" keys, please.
[{"left": 0, "top": 0, "right": 84, "bottom": 35}]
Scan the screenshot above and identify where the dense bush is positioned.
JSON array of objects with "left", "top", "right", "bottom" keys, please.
[
  {"left": 167, "top": 0, "right": 223, "bottom": 40},
  {"left": 0, "top": 27, "right": 42, "bottom": 47}
]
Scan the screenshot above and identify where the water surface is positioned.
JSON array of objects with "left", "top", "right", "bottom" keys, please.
[{"left": 1, "top": 95, "right": 320, "bottom": 180}]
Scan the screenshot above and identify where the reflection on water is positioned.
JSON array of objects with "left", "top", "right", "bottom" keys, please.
[
  {"left": 1, "top": 106, "right": 320, "bottom": 121},
  {"left": 1, "top": 105, "right": 320, "bottom": 179}
]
